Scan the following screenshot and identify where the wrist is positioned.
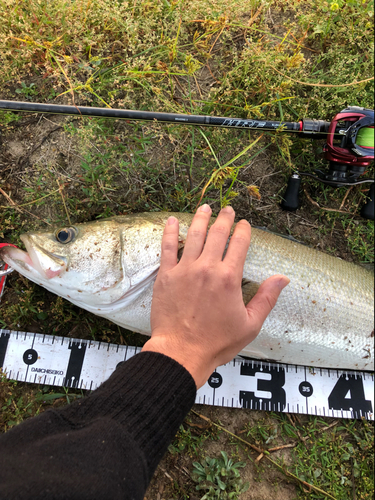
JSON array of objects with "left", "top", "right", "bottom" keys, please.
[{"left": 142, "top": 336, "right": 212, "bottom": 389}]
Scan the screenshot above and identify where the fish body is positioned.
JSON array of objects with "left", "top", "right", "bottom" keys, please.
[{"left": 1, "top": 213, "right": 373, "bottom": 370}]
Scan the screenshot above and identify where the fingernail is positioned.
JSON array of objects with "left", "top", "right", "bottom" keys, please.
[
  {"left": 277, "top": 277, "right": 290, "bottom": 291},
  {"left": 167, "top": 216, "right": 177, "bottom": 225},
  {"left": 222, "top": 206, "right": 234, "bottom": 214},
  {"left": 200, "top": 204, "right": 211, "bottom": 213}
]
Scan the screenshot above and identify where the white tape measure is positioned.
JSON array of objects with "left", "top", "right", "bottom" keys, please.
[{"left": 0, "top": 329, "right": 373, "bottom": 420}]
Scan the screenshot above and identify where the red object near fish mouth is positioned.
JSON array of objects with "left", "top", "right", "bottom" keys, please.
[{"left": 0, "top": 243, "right": 19, "bottom": 300}]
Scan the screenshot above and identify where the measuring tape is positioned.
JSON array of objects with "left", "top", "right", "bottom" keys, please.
[{"left": 0, "top": 329, "right": 373, "bottom": 420}]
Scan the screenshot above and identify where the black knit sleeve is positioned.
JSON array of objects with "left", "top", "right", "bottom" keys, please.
[{"left": 0, "top": 351, "right": 197, "bottom": 500}]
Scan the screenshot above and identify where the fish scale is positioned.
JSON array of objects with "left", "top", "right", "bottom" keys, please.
[
  {"left": 240, "top": 229, "right": 373, "bottom": 368},
  {"left": 0, "top": 213, "right": 373, "bottom": 371}
]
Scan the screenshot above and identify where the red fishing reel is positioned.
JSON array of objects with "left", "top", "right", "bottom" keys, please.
[
  {"left": 325, "top": 106, "right": 374, "bottom": 163},
  {"left": 281, "top": 106, "right": 374, "bottom": 219}
]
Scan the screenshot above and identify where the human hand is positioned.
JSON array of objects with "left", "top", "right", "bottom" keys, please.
[{"left": 142, "top": 205, "right": 290, "bottom": 389}]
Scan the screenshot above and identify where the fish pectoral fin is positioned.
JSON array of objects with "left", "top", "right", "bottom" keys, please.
[
  {"left": 238, "top": 345, "right": 269, "bottom": 360},
  {"left": 111, "top": 267, "right": 159, "bottom": 308},
  {"left": 241, "top": 279, "right": 261, "bottom": 304},
  {"left": 78, "top": 268, "right": 159, "bottom": 314}
]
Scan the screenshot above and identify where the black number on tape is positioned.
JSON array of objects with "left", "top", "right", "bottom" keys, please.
[
  {"left": 239, "top": 364, "right": 286, "bottom": 411},
  {"left": 328, "top": 374, "right": 372, "bottom": 414},
  {"left": 23, "top": 349, "right": 38, "bottom": 365},
  {"left": 208, "top": 372, "right": 223, "bottom": 389},
  {"left": 64, "top": 342, "right": 87, "bottom": 388},
  {"left": 0, "top": 332, "right": 10, "bottom": 368},
  {"left": 299, "top": 381, "right": 313, "bottom": 397}
]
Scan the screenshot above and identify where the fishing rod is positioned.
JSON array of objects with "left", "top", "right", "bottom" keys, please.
[
  {"left": 0, "top": 100, "right": 374, "bottom": 218},
  {"left": 0, "top": 99, "right": 344, "bottom": 136}
]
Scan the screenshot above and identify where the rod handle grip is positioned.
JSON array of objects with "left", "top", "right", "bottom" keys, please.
[{"left": 280, "top": 175, "right": 301, "bottom": 211}]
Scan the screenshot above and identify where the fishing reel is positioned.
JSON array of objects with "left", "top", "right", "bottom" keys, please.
[{"left": 281, "top": 107, "right": 374, "bottom": 219}]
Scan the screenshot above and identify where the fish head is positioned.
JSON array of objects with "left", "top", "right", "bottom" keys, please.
[
  {"left": 0, "top": 220, "right": 127, "bottom": 307},
  {"left": 0, "top": 214, "right": 188, "bottom": 312}
]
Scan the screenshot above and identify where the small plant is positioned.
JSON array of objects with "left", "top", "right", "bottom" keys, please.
[
  {"left": 15, "top": 82, "right": 39, "bottom": 100},
  {"left": 192, "top": 451, "right": 249, "bottom": 500},
  {"left": 0, "top": 371, "right": 83, "bottom": 431},
  {"left": 0, "top": 111, "right": 21, "bottom": 126},
  {"left": 169, "top": 420, "right": 220, "bottom": 457}
]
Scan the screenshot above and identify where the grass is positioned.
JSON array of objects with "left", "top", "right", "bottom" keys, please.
[
  {"left": 158, "top": 410, "right": 374, "bottom": 499},
  {"left": 169, "top": 419, "right": 221, "bottom": 457},
  {"left": 276, "top": 414, "right": 374, "bottom": 500},
  {"left": 0, "top": 370, "right": 84, "bottom": 431},
  {"left": 0, "top": 0, "right": 374, "bottom": 498}
]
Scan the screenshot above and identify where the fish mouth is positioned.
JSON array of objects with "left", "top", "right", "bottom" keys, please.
[{"left": 0, "top": 235, "right": 67, "bottom": 280}]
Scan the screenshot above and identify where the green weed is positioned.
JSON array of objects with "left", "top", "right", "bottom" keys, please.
[
  {"left": 192, "top": 451, "right": 249, "bottom": 500},
  {"left": 15, "top": 82, "right": 39, "bottom": 100},
  {"left": 0, "top": 111, "right": 22, "bottom": 126},
  {"left": 0, "top": 371, "right": 83, "bottom": 431},
  {"left": 169, "top": 419, "right": 220, "bottom": 458},
  {"left": 276, "top": 414, "right": 374, "bottom": 500},
  {"left": 243, "top": 418, "right": 279, "bottom": 446}
]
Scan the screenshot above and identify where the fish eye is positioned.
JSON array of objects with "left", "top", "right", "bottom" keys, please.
[{"left": 55, "top": 227, "right": 77, "bottom": 244}]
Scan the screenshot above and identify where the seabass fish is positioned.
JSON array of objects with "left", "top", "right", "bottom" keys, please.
[{"left": 0, "top": 213, "right": 373, "bottom": 370}]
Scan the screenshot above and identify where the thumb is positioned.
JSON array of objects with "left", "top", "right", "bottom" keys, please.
[{"left": 245, "top": 275, "right": 290, "bottom": 331}]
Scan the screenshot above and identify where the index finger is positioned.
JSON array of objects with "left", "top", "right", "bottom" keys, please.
[{"left": 223, "top": 219, "right": 251, "bottom": 277}]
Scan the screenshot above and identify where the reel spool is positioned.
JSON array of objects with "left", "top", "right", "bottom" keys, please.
[{"left": 281, "top": 107, "right": 374, "bottom": 219}]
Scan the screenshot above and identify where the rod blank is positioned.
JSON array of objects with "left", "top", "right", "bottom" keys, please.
[{"left": 0, "top": 99, "right": 317, "bottom": 134}]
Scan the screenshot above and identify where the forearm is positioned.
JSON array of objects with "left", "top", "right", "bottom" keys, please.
[{"left": 0, "top": 352, "right": 196, "bottom": 500}]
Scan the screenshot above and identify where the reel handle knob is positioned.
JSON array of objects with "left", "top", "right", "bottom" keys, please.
[
  {"left": 360, "top": 183, "right": 374, "bottom": 220},
  {"left": 280, "top": 174, "right": 301, "bottom": 211}
]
